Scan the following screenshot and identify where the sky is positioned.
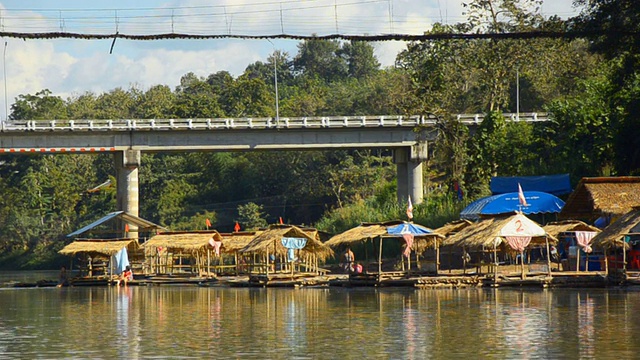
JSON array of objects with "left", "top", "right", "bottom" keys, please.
[{"left": 0, "top": 0, "right": 581, "bottom": 119}]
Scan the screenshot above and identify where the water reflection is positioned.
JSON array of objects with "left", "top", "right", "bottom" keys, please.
[{"left": 1, "top": 287, "right": 640, "bottom": 358}]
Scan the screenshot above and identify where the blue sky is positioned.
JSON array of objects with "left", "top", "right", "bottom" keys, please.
[{"left": 0, "top": 0, "right": 579, "bottom": 119}]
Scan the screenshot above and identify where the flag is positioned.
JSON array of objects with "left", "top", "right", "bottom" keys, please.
[
  {"left": 453, "top": 181, "right": 464, "bottom": 201},
  {"left": 124, "top": 223, "right": 129, "bottom": 232},
  {"left": 518, "top": 183, "right": 529, "bottom": 207},
  {"left": 279, "top": 217, "right": 284, "bottom": 225},
  {"left": 406, "top": 196, "right": 413, "bottom": 220},
  {"left": 205, "top": 218, "right": 212, "bottom": 228},
  {"left": 234, "top": 221, "right": 241, "bottom": 232}
]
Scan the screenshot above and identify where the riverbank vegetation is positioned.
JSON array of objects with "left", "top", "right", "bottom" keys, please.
[{"left": 0, "top": 0, "right": 638, "bottom": 269}]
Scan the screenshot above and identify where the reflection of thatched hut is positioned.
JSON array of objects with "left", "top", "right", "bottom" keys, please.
[
  {"left": 241, "top": 225, "right": 333, "bottom": 275},
  {"left": 143, "top": 231, "right": 223, "bottom": 276},
  {"left": 443, "top": 214, "right": 557, "bottom": 278},
  {"left": 59, "top": 238, "right": 141, "bottom": 277}
]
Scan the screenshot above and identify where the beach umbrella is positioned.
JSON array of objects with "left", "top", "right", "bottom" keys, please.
[{"left": 460, "top": 191, "right": 565, "bottom": 220}]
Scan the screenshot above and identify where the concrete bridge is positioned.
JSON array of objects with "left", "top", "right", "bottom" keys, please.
[{"left": 0, "top": 113, "right": 548, "bottom": 224}]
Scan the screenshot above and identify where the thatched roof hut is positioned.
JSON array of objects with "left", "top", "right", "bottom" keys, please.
[
  {"left": 324, "top": 221, "right": 403, "bottom": 247},
  {"left": 592, "top": 207, "right": 640, "bottom": 250},
  {"left": 542, "top": 220, "right": 601, "bottom": 240},
  {"left": 443, "top": 214, "right": 557, "bottom": 249},
  {"left": 143, "top": 231, "right": 223, "bottom": 255},
  {"left": 559, "top": 177, "right": 640, "bottom": 220},
  {"left": 241, "top": 225, "right": 333, "bottom": 261},
  {"left": 434, "top": 219, "right": 473, "bottom": 237},
  {"left": 59, "top": 238, "right": 139, "bottom": 257},
  {"left": 324, "top": 220, "right": 442, "bottom": 248}
]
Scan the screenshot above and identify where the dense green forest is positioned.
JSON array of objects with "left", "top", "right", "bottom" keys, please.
[{"left": 0, "top": 0, "right": 638, "bottom": 269}]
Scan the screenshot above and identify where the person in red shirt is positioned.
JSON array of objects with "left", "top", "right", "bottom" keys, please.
[{"left": 116, "top": 265, "right": 133, "bottom": 286}]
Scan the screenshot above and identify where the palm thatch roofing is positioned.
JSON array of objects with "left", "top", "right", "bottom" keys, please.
[
  {"left": 592, "top": 207, "right": 640, "bottom": 250},
  {"left": 220, "top": 231, "right": 261, "bottom": 252},
  {"left": 241, "top": 225, "right": 333, "bottom": 260},
  {"left": 143, "top": 231, "right": 223, "bottom": 255},
  {"left": 443, "top": 214, "right": 557, "bottom": 249},
  {"left": 324, "top": 221, "right": 403, "bottom": 247},
  {"left": 324, "top": 220, "right": 443, "bottom": 247},
  {"left": 434, "top": 219, "right": 474, "bottom": 237},
  {"left": 542, "top": 220, "right": 601, "bottom": 239},
  {"left": 59, "top": 238, "right": 139, "bottom": 257},
  {"left": 559, "top": 177, "right": 640, "bottom": 220}
]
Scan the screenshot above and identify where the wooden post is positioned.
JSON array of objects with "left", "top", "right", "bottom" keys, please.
[
  {"left": 493, "top": 240, "right": 498, "bottom": 282},
  {"left": 207, "top": 249, "right": 211, "bottom": 278},
  {"left": 520, "top": 250, "right": 526, "bottom": 280},
  {"left": 235, "top": 252, "right": 239, "bottom": 276},
  {"left": 545, "top": 237, "right": 552, "bottom": 278},
  {"left": 463, "top": 246, "right": 467, "bottom": 274},
  {"left": 435, "top": 240, "right": 439, "bottom": 275},
  {"left": 266, "top": 250, "right": 270, "bottom": 276},
  {"left": 378, "top": 236, "right": 383, "bottom": 281},
  {"left": 604, "top": 248, "right": 609, "bottom": 276},
  {"left": 576, "top": 247, "right": 580, "bottom": 272}
]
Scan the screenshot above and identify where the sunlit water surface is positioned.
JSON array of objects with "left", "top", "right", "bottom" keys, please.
[{"left": 0, "top": 275, "right": 639, "bottom": 359}]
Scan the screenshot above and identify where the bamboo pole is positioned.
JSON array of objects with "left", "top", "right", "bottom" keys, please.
[
  {"left": 604, "top": 248, "right": 609, "bottom": 276},
  {"left": 207, "top": 249, "right": 211, "bottom": 278},
  {"left": 435, "top": 240, "right": 440, "bottom": 275},
  {"left": 520, "top": 250, "right": 526, "bottom": 280},
  {"left": 545, "top": 236, "right": 552, "bottom": 278},
  {"left": 494, "top": 240, "right": 498, "bottom": 283},
  {"left": 378, "top": 236, "right": 383, "bottom": 282},
  {"left": 235, "top": 252, "right": 239, "bottom": 276}
]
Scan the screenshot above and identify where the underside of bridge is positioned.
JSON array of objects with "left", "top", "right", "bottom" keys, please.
[{"left": 114, "top": 144, "right": 428, "bottom": 231}]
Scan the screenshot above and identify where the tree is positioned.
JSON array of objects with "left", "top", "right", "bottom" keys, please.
[
  {"left": 293, "top": 38, "right": 347, "bottom": 82},
  {"left": 339, "top": 41, "right": 380, "bottom": 79},
  {"left": 134, "top": 85, "right": 176, "bottom": 119},
  {"left": 10, "top": 90, "right": 68, "bottom": 120},
  {"left": 237, "top": 202, "right": 268, "bottom": 230}
]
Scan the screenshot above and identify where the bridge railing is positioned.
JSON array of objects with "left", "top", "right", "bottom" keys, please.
[{"left": 0, "top": 113, "right": 548, "bottom": 132}]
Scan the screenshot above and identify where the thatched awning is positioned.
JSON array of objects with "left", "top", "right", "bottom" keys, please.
[
  {"left": 434, "top": 219, "right": 473, "bottom": 237},
  {"left": 592, "top": 208, "right": 640, "bottom": 250},
  {"left": 143, "top": 231, "right": 223, "bottom": 255},
  {"left": 59, "top": 238, "right": 139, "bottom": 257},
  {"left": 324, "top": 221, "right": 404, "bottom": 247},
  {"left": 241, "top": 225, "right": 333, "bottom": 260},
  {"left": 443, "top": 214, "right": 557, "bottom": 249},
  {"left": 559, "top": 177, "right": 640, "bottom": 220},
  {"left": 542, "top": 220, "right": 601, "bottom": 239}
]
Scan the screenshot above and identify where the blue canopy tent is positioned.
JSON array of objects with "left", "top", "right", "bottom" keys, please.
[
  {"left": 386, "top": 222, "right": 433, "bottom": 236},
  {"left": 386, "top": 222, "right": 443, "bottom": 274},
  {"left": 460, "top": 191, "right": 565, "bottom": 221},
  {"left": 490, "top": 174, "right": 571, "bottom": 196}
]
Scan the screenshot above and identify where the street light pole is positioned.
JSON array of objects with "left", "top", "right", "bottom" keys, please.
[{"left": 267, "top": 40, "right": 279, "bottom": 126}]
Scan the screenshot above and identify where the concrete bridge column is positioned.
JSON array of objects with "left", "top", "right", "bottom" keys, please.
[
  {"left": 394, "top": 143, "right": 428, "bottom": 205},
  {"left": 115, "top": 150, "right": 140, "bottom": 238}
]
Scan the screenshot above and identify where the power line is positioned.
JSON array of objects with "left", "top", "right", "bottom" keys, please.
[{"left": 0, "top": 30, "right": 631, "bottom": 42}]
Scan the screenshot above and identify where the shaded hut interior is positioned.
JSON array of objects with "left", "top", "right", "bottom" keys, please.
[
  {"left": 240, "top": 225, "right": 333, "bottom": 276},
  {"left": 58, "top": 238, "right": 142, "bottom": 277}
]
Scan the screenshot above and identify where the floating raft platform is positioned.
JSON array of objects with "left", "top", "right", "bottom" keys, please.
[{"left": 228, "top": 273, "right": 332, "bottom": 288}]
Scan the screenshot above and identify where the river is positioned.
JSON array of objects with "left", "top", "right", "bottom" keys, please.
[{"left": 0, "top": 272, "right": 639, "bottom": 359}]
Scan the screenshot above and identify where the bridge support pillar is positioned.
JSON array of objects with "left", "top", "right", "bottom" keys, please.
[
  {"left": 394, "top": 143, "right": 427, "bottom": 206},
  {"left": 115, "top": 150, "right": 140, "bottom": 238}
]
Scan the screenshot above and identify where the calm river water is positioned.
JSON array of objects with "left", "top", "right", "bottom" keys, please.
[{"left": 1, "top": 272, "right": 639, "bottom": 359}]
